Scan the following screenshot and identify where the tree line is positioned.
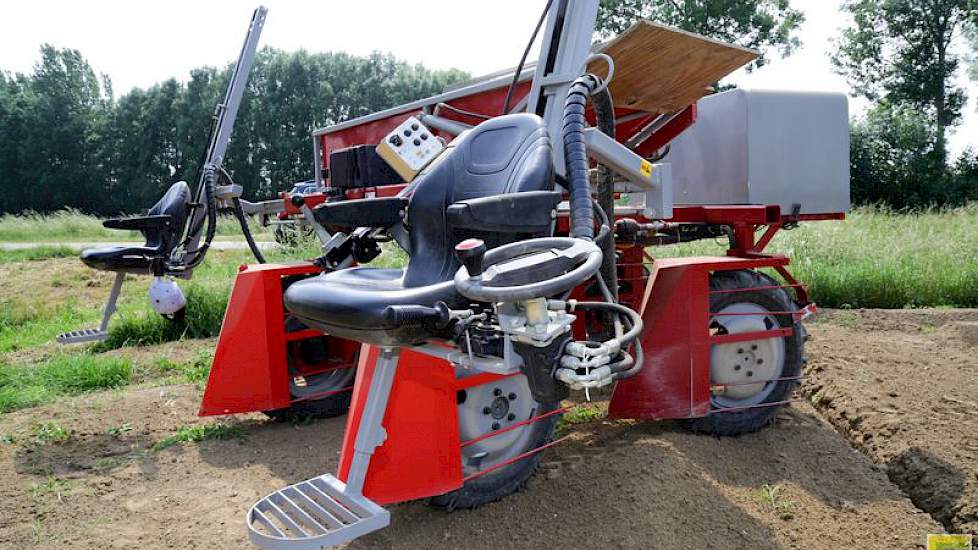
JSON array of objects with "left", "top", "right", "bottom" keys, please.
[
  {"left": 1, "top": 0, "right": 976, "bottom": 215},
  {"left": 0, "top": 48, "right": 467, "bottom": 215}
]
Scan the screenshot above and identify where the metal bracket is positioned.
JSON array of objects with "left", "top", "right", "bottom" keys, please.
[{"left": 583, "top": 127, "right": 674, "bottom": 219}]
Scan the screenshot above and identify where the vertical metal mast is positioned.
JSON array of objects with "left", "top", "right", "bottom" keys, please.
[
  {"left": 181, "top": 6, "right": 267, "bottom": 269},
  {"left": 526, "top": 0, "right": 600, "bottom": 178}
]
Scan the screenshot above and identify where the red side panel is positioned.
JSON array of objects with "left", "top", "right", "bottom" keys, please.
[
  {"left": 608, "top": 255, "right": 789, "bottom": 420},
  {"left": 337, "top": 345, "right": 463, "bottom": 505},
  {"left": 198, "top": 262, "right": 321, "bottom": 416}
]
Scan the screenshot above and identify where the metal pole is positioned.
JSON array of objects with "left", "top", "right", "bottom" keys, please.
[{"left": 527, "top": 0, "right": 600, "bottom": 177}]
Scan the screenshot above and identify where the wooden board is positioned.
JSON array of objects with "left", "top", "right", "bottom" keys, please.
[{"left": 589, "top": 21, "right": 758, "bottom": 114}]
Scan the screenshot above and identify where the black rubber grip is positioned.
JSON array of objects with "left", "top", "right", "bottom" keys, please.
[{"left": 383, "top": 303, "right": 449, "bottom": 329}]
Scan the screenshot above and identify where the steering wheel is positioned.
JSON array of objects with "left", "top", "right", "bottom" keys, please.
[{"left": 453, "top": 237, "right": 602, "bottom": 302}]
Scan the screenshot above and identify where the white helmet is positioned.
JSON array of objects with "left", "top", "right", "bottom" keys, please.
[{"left": 148, "top": 277, "right": 187, "bottom": 316}]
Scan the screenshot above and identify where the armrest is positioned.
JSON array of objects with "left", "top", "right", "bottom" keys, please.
[
  {"left": 102, "top": 214, "right": 171, "bottom": 231},
  {"left": 446, "top": 191, "right": 561, "bottom": 233},
  {"left": 313, "top": 197, "right": 408, "bottom": 228}
]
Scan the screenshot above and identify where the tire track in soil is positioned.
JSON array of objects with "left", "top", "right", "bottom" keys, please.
[{"left": 803, "top": 309, "right": 978, "bottom": 535}]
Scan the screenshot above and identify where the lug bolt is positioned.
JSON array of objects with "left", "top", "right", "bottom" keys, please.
[
  {"left": 483, "top": 407, "right": 492, "bottom": 415},
  {"left": 757, "top": 358, "right": 764, "bottom": 364},
  {"left": 737, "top": 348, "right": 744, "bottom": 354},
  {"left": 493, "top": 388, "right": 502, "bottom": 396},
  {"left": 751, "top": 344, "right": 758, "bottom": 350},
  {"left": 734, "top": 365, "right": 741, "bottom": 371},
  {"left": 508, "top": 393, "right": 517, "bottom": 400},
  {"left": 492, "top": 422, "right": 500, "bottom": 430},
  {"left": 507, "top": 413, "right": 516, "bottom": 421}
]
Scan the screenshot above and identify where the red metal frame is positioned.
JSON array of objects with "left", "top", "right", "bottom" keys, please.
[{"left": 199, "top": 76, "right": 846, "bottom": 507}]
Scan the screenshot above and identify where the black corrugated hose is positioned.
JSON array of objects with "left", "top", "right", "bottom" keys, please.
[
  {"left": 562, "top": 74, "right": 605, "bottom": 240},
  {"left": 181, "top": 163, "right": 218, "bottom": 270},
  {"left": 232, "top": 197, "right": 267, "bottom": 264},
  {"left": 591, "top": 84, "right": 618, "bottom": 301}
]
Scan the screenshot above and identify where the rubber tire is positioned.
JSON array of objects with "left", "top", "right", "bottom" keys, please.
[
  {"left": 679, "top": 269, "right": 805, "bottom": 436},
  {"left": 263, "top": 320, "right": 355, "bottom": 422},
  {"left": 428, "top": 400, "right": 560, "bottom": 511}
]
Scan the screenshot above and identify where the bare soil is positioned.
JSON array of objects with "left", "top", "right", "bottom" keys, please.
[
  {"left": 1, "top": 309, "right": 973, "bottom": 549},
  {"left": 805, "top": 309, "right": 978, "bottom": 535}
]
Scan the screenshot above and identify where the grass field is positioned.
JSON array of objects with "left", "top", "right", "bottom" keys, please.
[
  {"left": 652, "top": 203, "right": 978, "bottom": 309},
  {"left": 0, "top": 209, "right": 272, "bottom": 242},
  {"left": 0, "top": 204, "right": 975, "bottom": 416}
]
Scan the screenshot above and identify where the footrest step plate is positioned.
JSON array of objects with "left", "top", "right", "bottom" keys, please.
[
  {"left": 248, "top": 474, "right": 389, "bottom": 550},
  {"left": 56, "top": 328, "right": 108, "bottom": 344}
]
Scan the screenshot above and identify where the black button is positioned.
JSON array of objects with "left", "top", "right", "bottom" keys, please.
[
  {"left": 420, "top": 133, "right": 429, "bottom": 140},
  {"left": 389, "top": 135, "right": 403, "bottom": 147},
  {"left": 411, "top": 123, "right": 419, "bottom": 131},
  {"left": 403, "top": 129, "right": 412, "bottom": 137},
  {"left": 413, "top": 139, "right": 421, "bottom": 146}
]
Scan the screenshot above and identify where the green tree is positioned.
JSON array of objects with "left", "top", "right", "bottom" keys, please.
[
  {"left": 832, "top": 0, "right": 978, "bottom": 162},
  {"left": 595, "top": 0, "right": 805, "bottom": 69},
  {"left": 849, "top": 102, "right": 977, "bottom": 207}
]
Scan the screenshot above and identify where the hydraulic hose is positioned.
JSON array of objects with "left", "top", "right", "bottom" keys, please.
[
  {"left": 232, "top": 197, "right": 266, "bottom": 264},
  {"left": 612, "top": 340, "right": 643, "bottom": 381},
  {"left": 572, "top": 301, "right": 643, "bottom": 345},
  {"left": 562, "top": 74, "right": 605, "bottom": 240},
  {"left": 591, "top": 84, "right": 618, "bottom": 302},
  {"left": 181, "top": 164, "right": 218, "bottom": 270}
]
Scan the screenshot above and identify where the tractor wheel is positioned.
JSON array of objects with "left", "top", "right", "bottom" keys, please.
[
  {"left": 263, "top": 319, "right": 356, "bottom": 422},
  {"left": 429, "top": 374, "right": 559, "bottom": 511},
  {"left": 679, "top": 269, "right": 805, "bottom": 436}
]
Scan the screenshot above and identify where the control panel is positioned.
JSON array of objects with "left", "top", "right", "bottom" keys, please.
[{"left": 375, "top": 116, "right": 444, "bottom": 182}]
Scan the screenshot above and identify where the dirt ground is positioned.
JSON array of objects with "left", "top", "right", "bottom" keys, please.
[
  {"left": 805, "top": 309, "right": 978, "bottom": 535},
  {"left": 2, "top": 309, "right": 975, "bottom": 549}
]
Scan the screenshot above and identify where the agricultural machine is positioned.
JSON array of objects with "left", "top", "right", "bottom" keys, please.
[{"left": 65, "top": 2, "right": 849, "bottom": 548}]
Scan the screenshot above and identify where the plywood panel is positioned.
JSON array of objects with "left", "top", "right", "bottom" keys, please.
[{"left": 589, "top": 21, "right": 758, "bottom": 114}]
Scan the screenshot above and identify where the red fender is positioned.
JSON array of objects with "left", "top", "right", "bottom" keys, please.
[
  {"left": 608, "top": 255, "right": 791, "bottom": 420},
  {"left": 199, "top": 262, "right": 321, "bottom": 416},
  {"left": 337, "top": 345, "right": 464, "bottom": 505}
]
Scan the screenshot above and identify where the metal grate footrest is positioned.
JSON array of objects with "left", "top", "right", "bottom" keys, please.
[
  {"left": 56, "top": 328, "right": 109, "bottom": 344},
  {"left": 248, "top": 474, "right": 389, "bottom": 550}
]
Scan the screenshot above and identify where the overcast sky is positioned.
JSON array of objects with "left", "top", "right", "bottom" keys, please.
[{"left": 1, "top": 0, "right": 974, "bottom": 155}]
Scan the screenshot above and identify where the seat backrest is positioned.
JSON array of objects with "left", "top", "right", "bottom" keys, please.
[
  {"left": 403, "top": 113, "right": 553, "bottom": 288},
  {"left": 144, "top": 181, "right": 191, "bottom": 252}
]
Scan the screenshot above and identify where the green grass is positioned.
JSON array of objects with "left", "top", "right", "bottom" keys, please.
[
  {"left": 151, "top": 422, "right": 245, "bottom": 451},
  {"left": 30, "top": 476, "right": 74, "bottom": 501},
  {"left": 0, "top": 354, "right": 132, "bottom": 413},
  {"left": 28, "top": 422, "right": 72, "bottom": 446},
  {"left": 0, "top": 302, "right": 100, "bottom": 354},
  {"left": 555, "top": 404, "right": 605, "bottom": 436},
  {"left": 0, "top": 245, "right": 78, "bottom": 263},
  {"left": 653, "top": 204, "right": 978, "bottom": 308},
  {"left": 754, "top": 483, "right": 797, "bottom": 520},
  {"left": 153, "top": 350, "right": 212, "bottom": 383},
  {"left": 0, "top": 209, "right": 271, "bottom": 242}
]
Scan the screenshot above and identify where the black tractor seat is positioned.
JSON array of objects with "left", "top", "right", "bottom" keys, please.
[
  {"left": 284, "top": 113, "right": 557, "bottom": 346},
  {"left": 81, "top": 181, "right": 191, "bottom": 275}
]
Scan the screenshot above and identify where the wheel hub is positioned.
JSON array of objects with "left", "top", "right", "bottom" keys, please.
[
  {"left": 710, "top": 302, "right": 785, "bottom": 406},
  {"left": 489, "top": 396, "right": 510, "bottom": 420},
  {"left": 456, "top": 374, "right": 536, "bottom": 475}
]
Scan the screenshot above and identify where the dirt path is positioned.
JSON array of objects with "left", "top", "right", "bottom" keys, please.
[
  {"left": 2, "top": 310, "right": 967, "bottom": 549},
  {"left": 805, "top": 309, "right": 978, "bottom": 535}
]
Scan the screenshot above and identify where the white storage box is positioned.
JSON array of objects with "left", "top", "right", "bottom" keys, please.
[{"left": 663, "top": 89, "right": 850, "bottom": 215}]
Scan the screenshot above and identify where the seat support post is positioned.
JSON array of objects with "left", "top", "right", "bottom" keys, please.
[
  {"left": 56, "top": 271, "right": 125, "bottom": 344},
  {"left": 99, "top": 272, "right": 125, "bottom": 333},
  {"left": 345, "top": 347, "right": 400, "bottom": 496}
]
